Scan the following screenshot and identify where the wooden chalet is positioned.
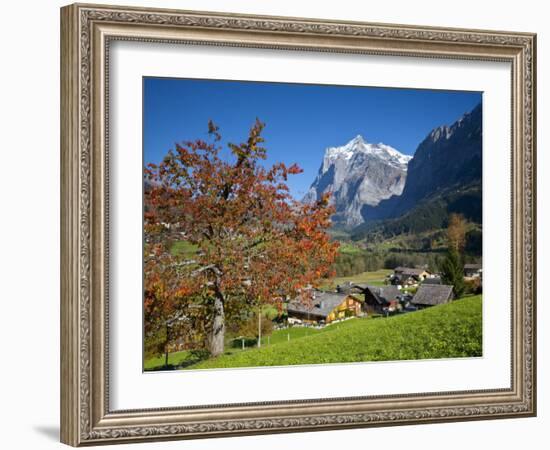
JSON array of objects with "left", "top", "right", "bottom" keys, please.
[
  {"left": 362, "top": 285, "right": 401, "bottom": 314},
  {"left": 394, "top": 267, "right": 430, "bottom": 278},
  {"left": 411, "top": 284, "right": 453, "bottom": 308},
  {"left": 336, "top": 282, "right": 368, "bottom": 295},
  {"left": 286, "top": 291, "right": 363, "bottom": 324},
  {"left": 389, "top": 267, "right": 431, "bottom": 286}
]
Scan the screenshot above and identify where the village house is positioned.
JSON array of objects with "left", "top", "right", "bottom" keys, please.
[
  {"left": 362, "top": 285, "right": 401, "bottom": 315},
  {"left": 464, "top": 263, "right": 482, "bottom": 278},
  {"left": 286, "top": 291, "right": 363, "bottom": 324},
  {"left": 336, "top": 283, "right": 400, "bottom": 314},
  {"left": 389, "top": 267, "right": 431, "bottom": 287},
  {"left": 411, "top": 284, "right": 454, "bottom": 309},
  {"left": 388, "top": 272, "right": 414, "bottom": 287},
  {"left": 336, "top": 282, "right": 368, "bottom": 295},
  {"left": 395, "top": 266, "right": 431, "bottom": 278},
  {"left": 422, "top": 276, "right": 442, "bottom": 285}
]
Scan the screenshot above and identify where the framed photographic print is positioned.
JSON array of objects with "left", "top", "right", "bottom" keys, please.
[{"left": 60, "top": 3, "right": 537, "bottom": 446}]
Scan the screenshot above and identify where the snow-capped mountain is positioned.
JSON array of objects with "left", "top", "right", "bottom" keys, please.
[
  {"left": 303, "top": 135, "right": 412, "bottom": 227},
  {"left": 323, "top": 135, "right": 411, "bottom": 169}
]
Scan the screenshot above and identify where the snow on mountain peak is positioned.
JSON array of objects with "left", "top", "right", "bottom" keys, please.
[
  {"left": 323, "top": 135, "right": 412, "bottom": 169},
  {"left": 305, "top": 134, "right": 411, "bottom": 227}
]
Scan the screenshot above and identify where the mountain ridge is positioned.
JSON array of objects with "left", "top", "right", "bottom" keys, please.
[
  {"left": 303, "top": 102, "right": 482, "bottom": 235},
  {"left": 360, "top": 102, "right": 482, "bottom": 223}
]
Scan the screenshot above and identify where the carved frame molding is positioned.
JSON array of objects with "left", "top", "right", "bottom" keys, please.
[{"left": 60, "top": 3, "right": 536, "bottom": 446}]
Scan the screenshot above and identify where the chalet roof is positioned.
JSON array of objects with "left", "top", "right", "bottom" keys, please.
[
  {"left": 391, "top": 273, "right": 415, "bottom": 282},
  {"left": 464, "top": 263, "right": 482, "bottom": 270},
  {"left": 287, "top": 291, "right": 358, "bottom": 318},
  {"left": 336, "top": 281, "right": 367, "bottom": 294},
  {"left": 364, "top": 285, "right": 400, "bottom": 305},
  {"left": 422, "top": 277, "right": 442, "bottom": 285},
  {"left": 352, "top": 283, "right": 369, "bottom": 290},
  {"left": 412, "top": 284, "right": 453, "bottom": 306},
  {"left": 394, "top": 267, "right": 428, "bottom": 276},
  {"left": 336, "top": 282, "right": 353, "bottom": 292}
]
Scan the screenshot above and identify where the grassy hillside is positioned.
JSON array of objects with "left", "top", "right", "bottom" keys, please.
[
  {"left": 189, "top": 295, "right": 482, "bottom": 370},
  {"left": 144, "top": 324, "right": 329, "bottom": 371}
]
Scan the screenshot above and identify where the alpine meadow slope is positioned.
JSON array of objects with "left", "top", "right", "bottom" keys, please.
[{"left": 191, "top": 295, "right": 482, "bottom": 369}]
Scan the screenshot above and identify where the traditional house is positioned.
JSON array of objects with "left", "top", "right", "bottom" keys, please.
[
  {"left": 464, "top": 263, "right": 482, "bottom": 278},
  {"left": 411, "top": 284, "right": 453, "bottom": 308},
  {"left": 362, "top": 285, "right": 401, "bottom": 315},
  {"left": 394, "top": 267, "right": 431, "bottom": 279},
  {"left": 389, "top": 273, "right": 415, "bottom": 287},
  {"left": 286, "top": 291, "right": 363, "bottom": 324},
  {"left": 336, "top": 282, "right": 368, "bottom": 295},
  {"left": 389, "top": 267, "right": 431, "bottom": 286}
]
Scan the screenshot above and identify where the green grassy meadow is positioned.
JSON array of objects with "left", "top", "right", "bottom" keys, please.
[
  {"left": 145, "top": 295, "right": 482, "bottom": 371},
  {"left": 325, "top": 269, "right": 392, "bottom": 289},
  {"left": 144, "top": 325, "right": 328, "bottom": 370}
]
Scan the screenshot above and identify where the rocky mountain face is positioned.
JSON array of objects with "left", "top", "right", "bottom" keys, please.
[
  {"left": 360, "top": 103, "right": 482, "bottom": 223},
  {"left": 303, "top": 135, "right": 412, "bottom": 227},
  {"left": 303, "top": 103, "right": 482, "bottom": 231}
]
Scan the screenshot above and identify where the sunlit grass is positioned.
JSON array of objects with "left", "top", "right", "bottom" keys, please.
[{"left": 189, "top": 295, "right": 482, "bottom": 370}]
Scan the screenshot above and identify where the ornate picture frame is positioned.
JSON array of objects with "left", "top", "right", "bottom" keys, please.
[{"left": 60, "top": 3, "right": 536, "bottom": 446}]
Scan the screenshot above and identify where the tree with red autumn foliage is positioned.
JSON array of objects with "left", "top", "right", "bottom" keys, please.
[{"left": 144, "top": 120, "right": 338, "bottom": 357}]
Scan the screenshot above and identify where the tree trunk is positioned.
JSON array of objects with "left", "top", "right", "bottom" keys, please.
[
  {"left": 164, "top": 323, "right": 170, "bottom": 368},
  {"left": 208, "top": 294, "right": 226, "bottom": 357},
  {"left": 257, "top": 308, "right": 262, "bottom": 348}
]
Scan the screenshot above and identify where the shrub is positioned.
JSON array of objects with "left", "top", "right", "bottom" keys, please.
[{"left": 464, "top": 277, "right": 482, "bottom": 295}]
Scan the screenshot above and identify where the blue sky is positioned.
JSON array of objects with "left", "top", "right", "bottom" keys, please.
[{"left": 143, "top": 78, "right": 481, "bottom": 199}]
